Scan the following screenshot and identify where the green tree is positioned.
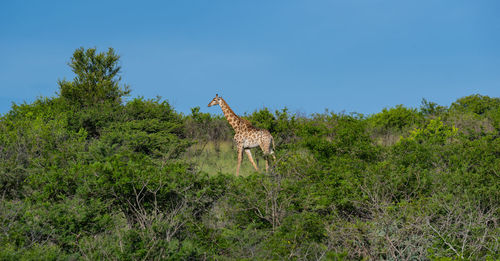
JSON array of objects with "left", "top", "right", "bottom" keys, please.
[
  {"left": 370, "top": 104, "right": 421, "bottom": 131},
  {"left": 58, "top": 47, "right": 130, "bottom": 107},
  {"left": 450, "top": 94, "right": 500, "bottom": 115},
  {"left": 420, "top": 98, "right": 447, "bottom": 117}
]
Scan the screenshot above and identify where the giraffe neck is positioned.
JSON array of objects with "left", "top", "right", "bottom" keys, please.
[{"left": 219, "top": 98, "right": 243, "bottom": 131}]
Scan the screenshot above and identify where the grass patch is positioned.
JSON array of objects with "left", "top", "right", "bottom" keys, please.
[{"left": 184, "top": 141, "right": 269, "bottom": 176}]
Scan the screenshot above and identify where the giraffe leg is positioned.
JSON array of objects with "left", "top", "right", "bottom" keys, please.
[
  {"left": 245, "top": 149, "right": 259, "bottom": 172},
  {"left": 265, "top": 157, "right": 269, "bottom": 173},
  {"left": 236, "top": 147, "right": 243, "bottom": 176},
  {"left": 259, "top": 142, "right": 271, "bottom": 173},
  {"left": 269, "top": 138, "right": 276, "bottom": 161}
]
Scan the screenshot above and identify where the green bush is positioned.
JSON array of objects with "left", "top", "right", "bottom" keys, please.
[
  {"left": 247, "top": 107, "right": 298, "bottom": 148},
  {"left": 450, "top": 94, "right": 500, "bottom": 115},
  {"left": 58, "top": 47, "right": 130, "bottom": 108},
  {"left": 369, "top": 104, "right": 422, "bottom": 131},
  {"left": 1, "top": 47, "right": 499, "bottom": 260}
]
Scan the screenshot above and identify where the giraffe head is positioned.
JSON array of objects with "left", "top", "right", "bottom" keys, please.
[{"left": 207, "top": 94, "right": 222, "bottom": 107}]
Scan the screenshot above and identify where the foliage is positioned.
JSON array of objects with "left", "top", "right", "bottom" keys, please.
[
  {"left": 450, "top": 94, "right": 500, "bottom": 115},
  {"left": 58, "top": 47, "right": 130, "bottom": 108},
  {"left": 184, "top": 106, "right": 232, "bottom": 142},
  {"left": 420, "top": 98, "right": 447, "bottom": 117},
  {"left": 369, "top": 104, "right": 422, "bottom": 131},
  {"left": 246, "top": 107, "right": 298, "bottom": 148},
  {"left": 404, "top": 118, "right": 458, "bottom": 144},
  {"left": 0, "top": 48, "right": 498, "bottom": 260}
]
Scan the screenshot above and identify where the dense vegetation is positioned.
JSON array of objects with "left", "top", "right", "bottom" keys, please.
[{"left": 1, "top": 48, "right": 499, "bottom": 260}]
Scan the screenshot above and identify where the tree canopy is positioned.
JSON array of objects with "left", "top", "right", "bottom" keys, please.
[{"left": 58, "top": 47, "right": 130, "bottom": 107}]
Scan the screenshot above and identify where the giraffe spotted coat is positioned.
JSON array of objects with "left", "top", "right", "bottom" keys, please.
[{"left": 208, "top": 94, "right": 275, "bottom": 175}]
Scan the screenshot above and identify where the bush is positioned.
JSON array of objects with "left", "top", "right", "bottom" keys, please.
[
  {"left": 58, "top": 47, "right": 130, "bottom": 108},
  {"left": 450, "top": 94, "right": 500, "bottom": 115},
  {"left": 247, "top": 107, "right": 299, "bottom": 148},
  {"left": 369, "top": 104, "right": 422, "bottom": 131},
  {"left": 2, "top": 47, "right": 499, "bottom": 260}
]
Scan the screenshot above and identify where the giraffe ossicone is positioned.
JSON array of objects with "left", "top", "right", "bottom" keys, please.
[{"left": 208, "top": 94, "right": 276, "bottom": 175}]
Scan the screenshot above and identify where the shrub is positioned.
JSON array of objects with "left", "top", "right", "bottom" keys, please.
[
  {"left": 450, "top": 94, "right": 500, "bottom": 115},
  {"left": 58, "top": 47, "right": 130, "bottom": 108},
  {"left": 369, "top": 104, "right": 422, "bottom": 131},
  {"left": 2, "top": 47, "right": 499, "bottom": 260}
]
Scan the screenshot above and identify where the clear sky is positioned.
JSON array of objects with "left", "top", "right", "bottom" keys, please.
[{"left": 1, "top": 1, "right": 499, "bottom": 116}]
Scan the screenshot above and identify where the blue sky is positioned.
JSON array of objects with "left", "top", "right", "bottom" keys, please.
[{"left": 1, "top": 1, "right": 499, "bottom": 116}]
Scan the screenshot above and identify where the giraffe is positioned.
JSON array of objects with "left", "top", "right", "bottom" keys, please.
[{"left": 208, "top": 94, "right": 276, "bottom": 176}]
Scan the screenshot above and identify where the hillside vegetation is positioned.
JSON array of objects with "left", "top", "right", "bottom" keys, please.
[{"left": 1, "top": 48, "right": 499, "bottom": 260}]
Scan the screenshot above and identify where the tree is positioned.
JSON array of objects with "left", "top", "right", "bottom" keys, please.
[
  {"left": 58, "top": 47, "right": 130, "bottom": 107},
  {"left": 450, "top": 94, "right": 500, "bottom": 115}
]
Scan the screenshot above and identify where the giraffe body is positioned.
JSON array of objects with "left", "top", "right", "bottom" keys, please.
[{"left": 208, "top": 94, "right": 275, "bottom": 175}]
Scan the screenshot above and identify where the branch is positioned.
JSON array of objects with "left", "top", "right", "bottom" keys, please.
[{"left": 427, "top": 221, "right": 463, "bottom": 259}]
